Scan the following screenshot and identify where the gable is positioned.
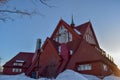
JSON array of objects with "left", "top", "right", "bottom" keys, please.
[
  {"left": 41, "top": 38, "right": 61, "bottom": 64},
  {"left": 85, "top": 26, "right": 96, "bottom": 45},
  {"left": 75, "top": 21, "right": 99, "bottom": 48},
  {"left": 67, "top": 39, "right": 102, "bottom": 69},
  {"left": 3, "top": 52, "right": 34, "bottom": 67},
  {"left": 51, "top": 19, "right": 80, "bottom": 44},
  {"left": 83, "top": 23, "right": 99, "bottom": 47},
  {"left": 75, "top": 22, "right": 89, "bottom": 35},
  {"left": 76, "top": 39, "right": 102, "bottom": 62},
  {"left": 53, "top": 25, "right": 72, "bottom": 44}
]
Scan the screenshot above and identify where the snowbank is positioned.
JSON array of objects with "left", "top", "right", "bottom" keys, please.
[
  {"left": 103, "top": 75, "right": 120, "bottom": 80},
  {"left": 1, "top": 69, "right": 120, "bottom": 80},
  {"left": 56, "top": 69, "right": 88, "bottom": 80},
  {"left": 0, "top": 73, "right": 34, "bottom": 80},
  {"left": 83, "top": 74, "right": 100, "bottom": 80}
]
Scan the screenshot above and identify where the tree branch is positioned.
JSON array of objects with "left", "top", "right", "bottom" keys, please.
[
  {"left": 0, "top": 10, "right": 32, "bottom": 15},
  {"left": 0, "top": 9, "right": 36, "bottom": 22},
  {"left": 39, "top": 0, "right": 53, "bottom": 8},
  {"left": 0, "top": 0, "right": 53, "bottom": 22}
]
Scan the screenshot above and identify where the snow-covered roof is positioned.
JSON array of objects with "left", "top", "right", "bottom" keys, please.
[{"left": 74, "top": 28, "right": 81, "bottom": 35}]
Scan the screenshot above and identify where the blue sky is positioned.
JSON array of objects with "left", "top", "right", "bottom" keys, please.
[{"left": 0, "top": 0, "right": 120, "bottom": 67}]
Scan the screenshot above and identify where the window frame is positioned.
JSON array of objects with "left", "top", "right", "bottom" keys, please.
[
  {"left": 77, "top": 64, "right": 92, "bottom": 71},
  {"left": 12, "top": 68, "right": 22, "bottom": 73}
]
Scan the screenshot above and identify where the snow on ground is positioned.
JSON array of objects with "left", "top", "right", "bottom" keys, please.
[
  {"left": 104, "top": 75, "right": 120, "bottom": 80},
  {"left": 0, "top": 69, "right": 120, "bottom": 80},
  {"left": 56, "top": 69, "right": 88, "bottom": 80},
  {"left": 0, "top": 73, "right": 34, "bottom": 80},
  {"left": 83, "top": 74, "right": 100, "bottom": 80}
]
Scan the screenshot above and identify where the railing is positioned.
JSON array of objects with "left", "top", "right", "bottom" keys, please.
[{"left": 95, "top": 47, "right": 114, "bottom": 63}]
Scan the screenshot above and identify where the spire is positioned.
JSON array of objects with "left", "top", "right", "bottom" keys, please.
[
  {"left": 71, "top": 15, "right": 74, "bottom": 24},
  {"left": 71, "top": 15, "right": 75, "bottom": 28}
]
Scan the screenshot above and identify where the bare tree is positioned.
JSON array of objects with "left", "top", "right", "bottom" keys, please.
[{"left": 0, "top": 0, "right": 52, "bottom": 22}]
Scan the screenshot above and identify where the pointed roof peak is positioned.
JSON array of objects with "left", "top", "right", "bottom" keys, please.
[
  {"left": 60, "top": 17, "right": 63, "bottom": 20},
  {"left": 87, "top": 19, "right": 92, "bottom": 25},
  {"left": 71, "top": 15, "right": 74, "bottom": 25},
  {"left": 71, "top": 15, "right": 75, "bottom": 28}
]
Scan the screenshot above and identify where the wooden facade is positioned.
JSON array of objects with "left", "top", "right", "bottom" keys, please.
[
  {"left": 3, "top": 52, "right": 34, "bottom": 75},
  {"left": 3, "top": 19, "right": 120, "bottom": 78}
]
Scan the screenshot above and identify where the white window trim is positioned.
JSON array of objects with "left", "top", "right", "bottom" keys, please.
[
  {"left": 13, "top": 62, "right": 23, "bottom": 66},
  {"left": 78, "top": 64, "right": 92, "bottom": 71},
  {"left": 103, "top": 64, "right": 108, "bottom": 71},
  {"left": 54, "top": 26, "right": 72, "bottom": 43},
  {"left": 12, "top": 68, "right": 22, "bottom": 73}
]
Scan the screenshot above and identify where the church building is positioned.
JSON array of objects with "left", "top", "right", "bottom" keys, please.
[{"left": 3, "top": 18, "right": 120, "bottom": 79}]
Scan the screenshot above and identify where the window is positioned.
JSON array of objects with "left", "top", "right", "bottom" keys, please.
[
  {"left": 68, "top": 32, "right": 72, "bottom": 42},
  {"left": 13, "top": 63, "right": 23, "bottom": 66},
  {"left": 13, "top": 60, "right": 24, "bottom": 66},
  {"left": 78, "top": 64, "right": 92, "bottom": 71},
  {"left": 70, "top": 50, "right": 73, "bottom": 55},
  {"left": 54, "top": 26, "right": 72, "bottom": 43},
  {"left": 58, "top": 46, "right": 61, "bottom": 55},
  {"left": 12, "top": 68, "right": 22, "bottom": 73},
  {"left": 85, "top": 34, "right": 96, "bottom": 44},
  {"left": 85, "top": 27, "right": 96, "bottom": 44},
  {"left": 13, "top": 63, "right": 17, "bottom": 66},
  {"left": 103, "top": 64, "right": 108, "bottom": 71}
]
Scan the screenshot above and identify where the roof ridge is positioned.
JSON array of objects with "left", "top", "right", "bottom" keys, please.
[{"left": 76, "top": 21, "right": 91, "bottom": 28}]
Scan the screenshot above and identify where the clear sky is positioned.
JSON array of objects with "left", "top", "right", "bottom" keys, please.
[{"left": 0, "top": 0, "right": 120, "bottom": 67}]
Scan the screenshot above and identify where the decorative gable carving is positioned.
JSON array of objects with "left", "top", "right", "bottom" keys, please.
[
  {"left": 53, "top": 25, "right": 72, "bottom": 44},
  {"left": 85, "top": 27, "right": 96, "bottom": 45}
]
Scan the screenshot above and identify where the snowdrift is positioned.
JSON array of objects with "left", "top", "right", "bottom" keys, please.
[
  {"left": 0, "top": 69, "right": 120, "bottom": 80},
  {"left": 56, "top": 69, "right": 88, "bottom": 80},
  {"left": 104, "top": 75, "right": 120, "bottom": 80}
]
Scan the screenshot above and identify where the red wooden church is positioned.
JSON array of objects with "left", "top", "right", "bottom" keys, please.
[{"left": 3, "top": 18, "right": 120, "bottom": 79}]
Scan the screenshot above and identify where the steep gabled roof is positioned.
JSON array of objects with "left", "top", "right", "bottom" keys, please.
[
  {"left": 67, "top": 38, "right": 103, "bottom": 69},
  {"left": 50, "top": 19, "right": 99, "bottom": 47},
  {"left": 42, "top": 37, "right": 61, "bottom": 61},
  {"left": 3, "top": 52, "right": 34, "bottom": 68},
  {"left": 75, "top": 21, "right": 90, "bottom": 35},
  {"left": 75, "top": 21, "right": 100, "bottom": 48},
  {"left": 51, "top": 19, "right": 81, "bottom": 40}
]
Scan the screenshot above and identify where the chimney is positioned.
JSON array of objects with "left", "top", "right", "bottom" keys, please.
[{"left": 36, "top": 38, "right": 41, "bottom": 51}]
